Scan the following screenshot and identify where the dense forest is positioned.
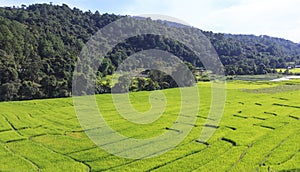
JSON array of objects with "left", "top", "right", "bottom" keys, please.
[{"left": 0, "top": 3, "right": 300, "bottom": 101}]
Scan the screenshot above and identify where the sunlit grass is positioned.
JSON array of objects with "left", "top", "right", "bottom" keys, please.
[{"left": 0, "top": 80, "right": 299, "bottom": 171}]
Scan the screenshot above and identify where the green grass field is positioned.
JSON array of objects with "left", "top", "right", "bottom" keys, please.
[
  {"left": 0, "top": 80, "right": 299, "bottom": 171},
  {"left": 277, "top": 68, "right": 300, "bottom": 74}
]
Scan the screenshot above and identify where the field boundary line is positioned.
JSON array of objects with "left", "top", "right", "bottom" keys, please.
[
  {"left": 29, "top": 136, "right": 92, "bottom": 171},
  {"left": 228, "top": 143, "right": 254, "bottom": 171},
  {"left": 2, "top": 143, "right": 40, "bottom": 171}
]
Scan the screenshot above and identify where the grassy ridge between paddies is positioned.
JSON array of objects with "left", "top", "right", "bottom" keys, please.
[{"left": 0, "top": 80, "right": 299, "bottom": 171}]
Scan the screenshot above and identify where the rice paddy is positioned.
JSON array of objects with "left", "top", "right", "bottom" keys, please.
[{"left": 0, "top": 80, "right": 299, "bottom": 171}]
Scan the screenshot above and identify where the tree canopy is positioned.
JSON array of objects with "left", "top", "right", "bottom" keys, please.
[{"left": 0, "top": 3, "right": 299, "bottom": 101}]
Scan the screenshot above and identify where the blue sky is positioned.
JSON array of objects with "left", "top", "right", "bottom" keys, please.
[{"left": 1, "top": 0, "right": 300, "bottom": 43}]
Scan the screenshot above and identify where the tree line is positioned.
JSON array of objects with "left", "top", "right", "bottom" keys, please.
[{"left": 0, "top": 3, "right": 300, "bottom": 101}]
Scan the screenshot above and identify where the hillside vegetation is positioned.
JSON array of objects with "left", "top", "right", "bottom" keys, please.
[{"left": 1, "top": 3, "right": 300, "bottom": 101}]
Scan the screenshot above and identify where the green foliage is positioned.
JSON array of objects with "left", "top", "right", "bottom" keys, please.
[
  {"left": 211, "top": 34, "right": 300, "bottom": 75},
  {"left": 0, "top": 4, "right": 120, "bottom": 101},
  {"left": 0, "top": 4, "right": 300, "bottom": 101}
]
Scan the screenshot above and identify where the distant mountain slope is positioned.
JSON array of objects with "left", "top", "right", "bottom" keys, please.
[
  {"left": 204, "top": 32, "right": 300, "bottom": 75},
  {"left": 225, "top": 34, "right": 300, "bottom": 55},
  {"left": 0, "top": 3, "right": 300, "bottom": 101}
]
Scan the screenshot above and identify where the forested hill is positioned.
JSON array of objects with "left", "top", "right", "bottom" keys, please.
[
  {"left": 221, "top": 34, "right": 300, "bottom": 74},
  {"left": 0, "top": 3, "right": 300, "bottom": 101}
]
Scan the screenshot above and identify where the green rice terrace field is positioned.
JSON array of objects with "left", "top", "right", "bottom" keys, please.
[{"left": 0, "top": 80, "right": 300, "bottom": 171}]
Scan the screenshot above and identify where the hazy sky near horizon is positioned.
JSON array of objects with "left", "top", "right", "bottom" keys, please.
[{"left": 1, "top": 0, "right": 299, "bottom": 43}]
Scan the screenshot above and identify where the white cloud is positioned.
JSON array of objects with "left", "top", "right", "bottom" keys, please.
[{"left": 203, "top": 0, "right": 300, "bottom": 42}]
